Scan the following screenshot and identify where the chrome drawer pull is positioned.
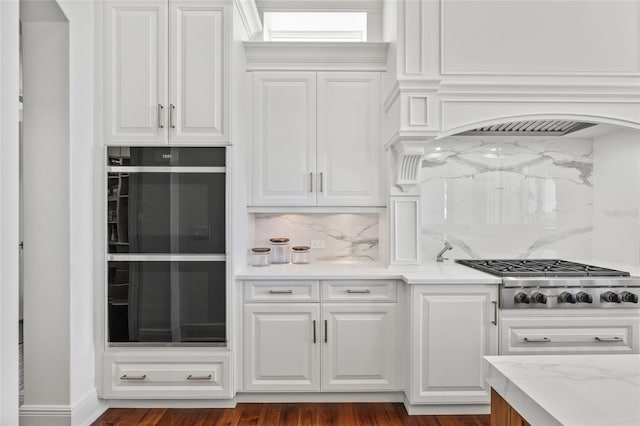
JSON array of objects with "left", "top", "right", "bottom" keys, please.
[
  {"left": 595, "top": 336, "right": 622, "bottom": 342},
  {"left": 187, "top": 374, "right": 212, "bottom": 381},
  {"left": 157, "top": 104, "right": 164, "bottom": 129},
  {"left": 269, "top": 289, "right": 293, "bottom": 294},
  {"left": 523, "top": 337, "right": 551, "bottom": 343},
  {"left": 346, "top": 289, "right": 371, "bottom": 294},
  {"left": 120, "top": 374, "right": 146, "bottom": 381}
]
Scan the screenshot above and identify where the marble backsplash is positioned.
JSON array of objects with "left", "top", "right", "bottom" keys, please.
[
  {"left": 420, "top": 136, "right": 594, "bottom": 260},
  {"left": 253, "top": 213, "right": 379, "bottom": 262}
]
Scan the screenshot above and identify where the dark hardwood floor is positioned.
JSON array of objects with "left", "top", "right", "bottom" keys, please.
[{"left": 92, "top": 403, "right": 491, "bottom": 426}]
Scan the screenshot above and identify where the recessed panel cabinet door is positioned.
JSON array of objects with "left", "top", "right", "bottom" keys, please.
[
  {"left": 322, "top": 304, "right": 397, "bottom": 391},
  {"left": 317, "top": 72, "right": 381, "bottom": 206},
  {"left": 410, "top": 285, "right": 499, "bottom": 404},
  {"left": 251, "top": 72, "right": 317, "bottom": 206},
  {"left": 104, "top": 1, "right": 168, "bottom": 144},
  {"left": 244, "top": 304, "right": 321, "bottom": 391},
  {"left": 169, "top": 1, "right": 229, "bottom": 144}
]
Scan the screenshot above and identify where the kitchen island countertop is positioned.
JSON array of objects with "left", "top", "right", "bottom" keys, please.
[{"left": 484, "top": 354, "right": 640, "bottom": 426}]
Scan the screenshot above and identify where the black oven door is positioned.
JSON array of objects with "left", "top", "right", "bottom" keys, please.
[
  {"left": 108, "top": 260, "right": 226, "bottom": 345},
  {"left": 107, "top": 171, "right": 225, "bottom": 254}
]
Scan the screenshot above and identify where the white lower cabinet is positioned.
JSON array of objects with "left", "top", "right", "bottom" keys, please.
[
  {"left": 409, "top": 285, "right": 498, "bottom": 405},
  {"left": 500, "top": 311, "right": 640, "bottom": 355},
  {"left": 322, "top": 303, "right": 397, "bottom": 391},
  {"left": 103, "top": 351, "right": 232, "bottom": 399},
  {"left": 243, "top": 280, "right": 398, "bottom": 392},
  {"left": 244, "top": 304, "right": 321, "bottom": 391}
]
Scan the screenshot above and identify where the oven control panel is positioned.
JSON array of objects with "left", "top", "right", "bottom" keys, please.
[{"left": 501, "top": 287, "right": 640, "bottom": 309}]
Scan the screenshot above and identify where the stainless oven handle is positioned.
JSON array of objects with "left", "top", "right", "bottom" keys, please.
[
  {"left": 595, "top": 336, "right": 623, "bottom": 342},
  {"left": 523, "top": 337, "right": 551, "bottom": 343},
  {"left": 107, "top": 166, "right": 226, "bottom": 173},
  {"left": 108, "top": 254, "right": 226, "bottom": 262}
]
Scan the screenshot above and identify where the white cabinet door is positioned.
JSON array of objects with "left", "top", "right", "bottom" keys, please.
[
  {"left": 251, "top": 72, "right": 317, "bottom": 206},
  {"left": 410, "top": 285, "right": 498, "bottom": 404},
  {"left": 322, "top": 304, "right": 397, "bottom": 391},
  {"left": 169, "top": 0, "right": 229, "bottom": 144},
  {"left": 104, "top": 0, "right": 168, "bottom": 144},
  {"left": 317, "top": 72, "right": 381, "bottom": 206},
  {"left": 244, "top": 304, "right": 320, "bottom": 391}
]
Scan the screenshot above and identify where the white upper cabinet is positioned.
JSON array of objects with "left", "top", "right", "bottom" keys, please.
[
  {"left": 104, "top": 0, "right": 229, "bottom": 145},
  {"left": 251, "top": 71, "right": 382, "bottom": 207},
  {"left": 317, "top": 72, "right": 381, "bottom": 206},
  {"left": 104, "top": 1, "right": 168, "bottom": 144},
  {"left": 252, "top": 72, "right": 317, "bottom": 206}
]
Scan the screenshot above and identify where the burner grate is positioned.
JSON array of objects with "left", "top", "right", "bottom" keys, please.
[{"left": 455, "top": 259, "right": 630, "bottom": 278}]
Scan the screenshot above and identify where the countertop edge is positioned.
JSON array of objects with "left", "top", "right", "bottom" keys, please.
[{"left": 483, "top": 357, "right": 562, "bottom": 426}]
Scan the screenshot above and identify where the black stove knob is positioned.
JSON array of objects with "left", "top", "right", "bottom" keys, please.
[
  {"left": 514, "top": 292, "right": 530, "bottom": 304},
  {"left": 576, "top": 292, "right": 593, "bottom": 304},
  {"left": 557, "top": 292, "right": 576, "bottom": 304},
  {"left": 621, "top": 291, "right": 639, "bottom": 303},
  {"left": 531, "top": 292, "right": 548, "bottom": 304},
  {"left": 601, "top": 291, "right": 621, "bottom": 303}
]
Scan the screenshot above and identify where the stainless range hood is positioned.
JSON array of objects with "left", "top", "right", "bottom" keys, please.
[{"left": 458, "top": 120, "right": 596, "bottom": 137}]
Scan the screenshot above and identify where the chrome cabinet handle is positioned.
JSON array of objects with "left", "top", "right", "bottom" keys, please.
[
  {"left": 310, "top": 172, "right": 313, "bottom": 192},
  {"left": 187, "top": 374, "right": 212, "bottom": 381},
  {"left": 170, "top": 104, "right": 176, "bottom": 128},
  {"left": 523, "top": 337, "right": 551, "bottom": 343},
  {"left": 269, "top": 289, "right": 293, "bottom": 294},
  {"left": 595, "top": 336, "right": 622, "bottom": 342},
  {"left": 491, "top": 301, "right": 498, "bottom": 326},
  {"left": 319, "top": 172, "right": 323, "bottom": 192},
  {"left": 313, "top": 320, "right": 317, "bottom": 344},
  {"left": 324, "top": 320, "right": 328, "bottom": 343},
  {"left": 157, "top": 104, "right": 164, "bottom": 128},
  {"left": 347, "top": 289, "right": 371, "bottom": 294},
  {"left": 120, "top": 374, "right": 146, "bottom": 381}
]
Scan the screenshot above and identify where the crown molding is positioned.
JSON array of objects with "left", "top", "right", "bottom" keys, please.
[
  {"left": 244, "top": 41, "right": 389, "bottom": 71},
  {"left": 234, "top": 0, "right": 263, "bottom": 40}
]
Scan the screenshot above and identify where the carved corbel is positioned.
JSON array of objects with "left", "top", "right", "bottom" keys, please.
[{"left": 391, "top": 139, "right": 428, "bottom": 192}]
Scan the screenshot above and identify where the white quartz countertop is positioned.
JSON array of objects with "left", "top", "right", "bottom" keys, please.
[
  {"left": 484, "top": 354, "right": 640, "bottom": 426},
  {"left": 236, "top": 261, "right": 501, "bottom": 284}
]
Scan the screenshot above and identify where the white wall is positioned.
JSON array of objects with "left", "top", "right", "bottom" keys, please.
[
  {"left": 0, "top": 0, "right": 21, "bottom": 424},
  {"left": 441, "top": 0, "right": 640, "bottom": 75},
  {"left": 593, "top": 128, "right": 640, "bottom": 266},
  {"left": 22, "top": 18, "right": 71, "bottom": 409}
]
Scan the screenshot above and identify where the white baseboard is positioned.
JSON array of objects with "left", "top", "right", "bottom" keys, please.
[
  {"left": 19, "top": 389, "right": 107, "bottom": 426},
  {"left": 402, "top": 395, "right": 490, "bottom": 415},
  {"left": 237, "top": 392, "right": 404, "bottom": 403},
  {"left": 107, "top": 399, "right": 238, "bottom": 409}
]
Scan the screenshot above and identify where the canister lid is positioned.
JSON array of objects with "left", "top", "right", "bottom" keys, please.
[
  {"left": 269, "top": 237, "right": 290, "bottom": 244},
  {"left": 292, "top": 245, "right": 310, "bottom": 251},
  {"left": 251, "top": 247, "right": 271, "bottom": 253}
]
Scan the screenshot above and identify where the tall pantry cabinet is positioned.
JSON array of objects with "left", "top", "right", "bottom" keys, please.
[{"left": 103, "top": 0, "right": 230, "bottom": 145}]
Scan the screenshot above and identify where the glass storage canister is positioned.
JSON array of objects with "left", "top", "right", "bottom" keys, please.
[
  {"left": 250, "top": 247, "right": 271, "bottom": 267},
  {"left": 291, "top": 246, "right": 311, "bottom": 264},
  {"left": 269, "top": 237, "right": 290, "bottom": 264}
]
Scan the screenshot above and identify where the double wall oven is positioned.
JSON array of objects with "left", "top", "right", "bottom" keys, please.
[{"left": 106, "top": 147, "right": 226, "bottom": 346}]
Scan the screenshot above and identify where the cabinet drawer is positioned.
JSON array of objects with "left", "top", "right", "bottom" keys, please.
[
  {"left": 244, "top": 281, "right": 319, "bottom": 302},
  {"left": 501, "top": 317, "right": 639, "bottom": 355},
  {"left": 103, "top": 352, "right": 231, "bottom": 399},
  {"left": 322, "top": 280, "right": 396, "bottom": 302}
]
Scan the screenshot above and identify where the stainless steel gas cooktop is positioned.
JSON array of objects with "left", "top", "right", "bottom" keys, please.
[{"left": 455, "top": 259, "right": 640, "bottom": 309}]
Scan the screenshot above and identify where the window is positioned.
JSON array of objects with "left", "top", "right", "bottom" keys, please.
[{"left": 263, "top": 12, "right": 367, "bottom": 42}]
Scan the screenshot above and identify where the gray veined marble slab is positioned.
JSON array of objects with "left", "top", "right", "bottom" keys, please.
[
  {"left": 253, "top": 213, "right": 379, "bottom": 262},
  {"left": 485, "top": 354, "right": 640, "bottom": 426},
  {"left": 420, "top": 136, "right": 594, "bottom": 260}
]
